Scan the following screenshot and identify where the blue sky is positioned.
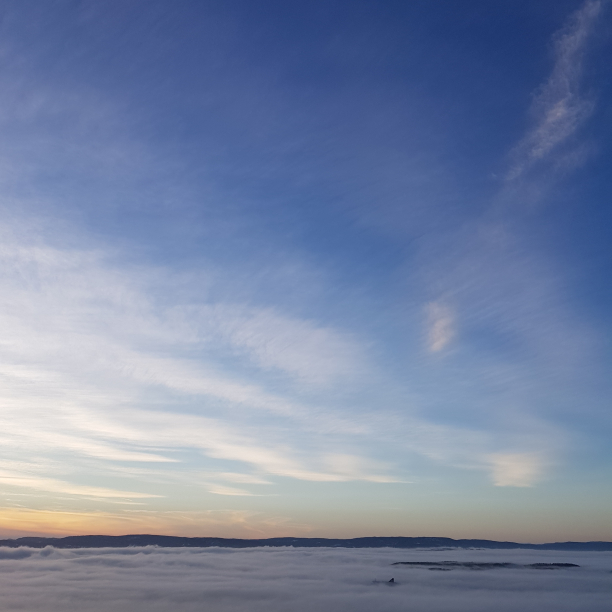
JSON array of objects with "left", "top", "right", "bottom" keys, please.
[{"left": 0, "top": 0, "right": 610, "bottom": 541}]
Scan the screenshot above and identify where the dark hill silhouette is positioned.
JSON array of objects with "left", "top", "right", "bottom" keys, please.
[{"left": 0, "top": 535, "right": 610, "bottom": 550}]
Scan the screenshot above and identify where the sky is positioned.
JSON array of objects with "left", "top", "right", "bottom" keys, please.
[
  {"left": 0, "top": 546, "right": 611, "bottom": 612},
  {"left": 0, "top": 0, "right": 611, "bottom": 541}
]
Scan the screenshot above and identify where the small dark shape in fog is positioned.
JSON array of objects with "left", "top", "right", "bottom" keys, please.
[
  {"left": 392, "top": 561, "right": 580, "bottom": 570},
  {"left": 371, "top": 578, "right": 397, "bottom": 586}
]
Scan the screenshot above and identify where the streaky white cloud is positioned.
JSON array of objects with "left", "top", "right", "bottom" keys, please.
[
  {"left": 1, "top": 211, "right": 575, "bottom": 509},
  {"left": 205, "top": 484, "right": 255, "bottom": 496},
  {"left": 0, "top": 469, "right": 159, "bottom": 499},
  {"left": 0, "top": 221, "right": 414, "bottom": 493},
  {"left": 202, "top": 472, "right": 272, "bottom": 485},
  {"left": 114, "top": 410, "right": 397, "bottom": 484},
  {"left": 323, "top": 454, "right": 402, "bottom": 483},
  {"left": 507, "top": 0, "right": 603, "bottom": 180},
  {"left": 4, "top": 216, "right": 527, "bottom": 495}
]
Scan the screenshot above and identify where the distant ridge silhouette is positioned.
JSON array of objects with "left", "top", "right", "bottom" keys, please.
[{"left": 0, "top": 535, "right": 610, "bottom": 550}]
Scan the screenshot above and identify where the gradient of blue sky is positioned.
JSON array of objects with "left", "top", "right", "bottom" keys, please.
[{"left": 0, "top": 0, "right": 610, "bottom": 541}]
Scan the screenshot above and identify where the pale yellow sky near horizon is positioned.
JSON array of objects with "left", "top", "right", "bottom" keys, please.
[{"left": 0, "top": 506, "right": 609, "bottom": 544}]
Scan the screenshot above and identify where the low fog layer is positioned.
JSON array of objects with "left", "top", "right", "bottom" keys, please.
[{"left": 0, "top": 547, "right": 610, "bottom": 611}]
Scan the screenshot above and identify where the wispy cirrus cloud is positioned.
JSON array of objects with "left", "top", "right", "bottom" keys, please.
[
  {"left": 507, "top": 0, "right": 604, "bottom": 180},
  {"left": 0, "top": 470, "right": 159, "bottom": 499},
  {"left": 0, "top": 220, "right": 404, "bottom": 494},
  {"left": 425, "top": 302, "right": 455, "bottom": 353},
  {"left": 1, "top": 215, "right": 539, "bottom": 506},
  {"left": 208, "top": 305, "right": 367, "bottom": 387},
  {"left": 414, "top": 0, "right": 607, "bottom": 489}
]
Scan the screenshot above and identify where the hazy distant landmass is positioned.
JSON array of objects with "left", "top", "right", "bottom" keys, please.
[
  {"left": 391, "top": 561, "right": 581, "bottom": 569},
  {"left": 1, "top": 535, "right": 610, "bottom": 550}
]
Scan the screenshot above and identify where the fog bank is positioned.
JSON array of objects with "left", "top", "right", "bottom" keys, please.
[{"left": 0, "top": 546, "right": 610, "bottom": 611}]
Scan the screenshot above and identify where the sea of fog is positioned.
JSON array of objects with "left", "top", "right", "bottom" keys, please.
[{"left": 0, "top": 546, "right": 610, "bottom": 611}]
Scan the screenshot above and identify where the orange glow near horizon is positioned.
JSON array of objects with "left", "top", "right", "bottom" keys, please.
[{"left": 0, "top": 507, "right": 315, "bottom": 540}]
